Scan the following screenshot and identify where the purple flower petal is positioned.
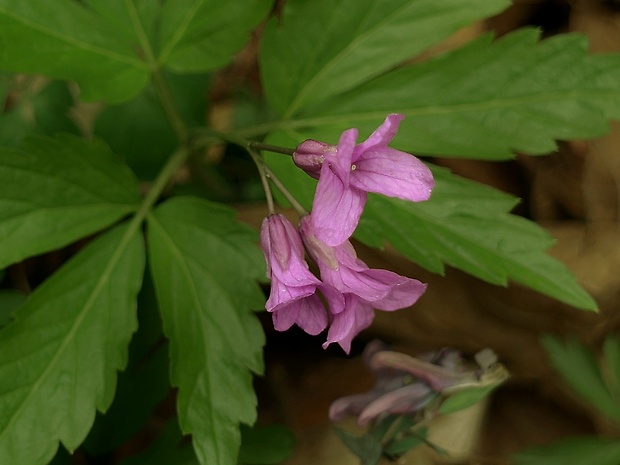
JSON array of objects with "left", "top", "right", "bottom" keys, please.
[
  {"left": 311, "top": 162, "right": 366, "bottom": 246},
  {"left": 272, "top": 293, "right": 329, "bottom": 335},
  {"left": 319, "top": 283, "right": 346, "bottom": 314},
  {"left": 331, "top": 128, "right": 358, "bottom": 180},
  {"left": 357, "top": 383, "right": 435, "bottom": 425},
  {"left": 361, "top": 270, "right": 427, "bottom": 311},
  {"left": 261, "top": 215, "right": 320, "bottom": 287},
  {"left": 369, "top": 351, "right": 477, "bottom": 392},
  {"left": 329, "top": 391, "right": 381, "bottom": 422},
  {"left": 350, "top": 147, "right": 434, "bottom": 202},
  {"left": 323, "top": 295, "right": 374, "bottom": 354},
  {"left": 353, "top": 113, "right": 404, "bottom": 160},
  {"left": 266, "top": 276, "right": 317, "bottom": 312}
]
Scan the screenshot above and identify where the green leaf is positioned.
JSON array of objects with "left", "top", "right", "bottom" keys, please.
[
  {"left": 513, "top": 436, "right": 620, "bottom": 465},
  {"left": 264, "top": 141, "right": 596, "bottom": 310},
  {"left": 0, "top": 134, "right": 140, "bottom": 269},
  {"left": 541, "top": 335, "right": 620, "bottom": 423},
  {"left": 383, "top": 428, "right": 428, "bottom": 456},
  {"left": 238, "top": 424, "right": 296, "bottom": 465},
  {"left": 83, "top": 270, "right": 170, "bottom": 456},
  {"left": 117, "top": 419, "right": 199, "bottom": 465},
  {"left": 94, "top": 72, "right": 209, "bottom": 180},
  {"left": 438, "top": 385, "right": 497, "bottom": 415},
  {"left": 603, "top": 335, "right": 620, "bottom": 399},
  {"left": 157, "top": 0, "right": 271, "bottom": 72},
  {"left": 0, "top": 222, "right": 145, "bottom": 465},
  {"left": 333, "top": 428, "right": 383, "bottom": 465},
  {"left": 0, "top": 289, "right": 25, "bottom": 327},
  {"left": 285, "top": 29, "right": 620, "bottom": 159},
  {"left": 260, "top": 0, "right": 510, "bottom": 117},
  {"left": 0, "top": 1, "right": 150, "bottom": 102},
  {"left": 147, "top": 197, "right": 266, "bottom": 465}
]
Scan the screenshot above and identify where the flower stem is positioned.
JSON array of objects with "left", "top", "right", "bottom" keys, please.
[
  {"left": 248, "top": 141, "right": 295, "bottom": 156},
  {"left": 247, "top": 147, "right": 276, "bottom": 215},
  {"left": 263, "top": 165, "right": 308, "bottom": 217}
]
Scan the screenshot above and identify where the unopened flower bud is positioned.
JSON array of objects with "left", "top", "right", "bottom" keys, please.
[{"left": 293, "top": 139, "right": 336, "bottom": 179}]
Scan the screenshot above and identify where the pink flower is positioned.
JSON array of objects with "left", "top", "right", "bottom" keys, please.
[
  {"left": 300, "top": 216, "right": 427, "bottom": 353},
  {"left": 260, "top": 214, "right": 328, "bottom": 335},
  {"left": 294, "top": 114, "right": 435, "bottom": 246}
]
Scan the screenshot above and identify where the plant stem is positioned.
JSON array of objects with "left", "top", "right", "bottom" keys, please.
[
  {"left": 152, "top": 70, "right": 189, "bottom": 142},
  {"left": 248, "top": 141, "right": 295, "bottom": 155},
  {"left": 263, "top": 165, "right": 308, "bottom": 217},
  {"left": 247, "top": 148, "right": 276, "bottom": 215}
]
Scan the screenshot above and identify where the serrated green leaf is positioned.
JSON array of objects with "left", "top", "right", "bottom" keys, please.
[
  {"left": 513, "top": 436, "right": 620, "bottom": 465},
  {"left": 147, "top": 197, "right": 266, "bottom": 465},
  {"left": 0, "top": 222, "right": 145, "bottom": 465},
  {"left": 260, "top": 0, "right": 510, "bottom": 117},
  {"left": 263, "top": 141, "right": 596, "bottom": 310},
  {"left": 157, "top": 0, "right": 271, "bottom": 72},
  {"left": 0, "top": 1, "right": 150, "bottom": 102},
  {"left": 0, "top": 134, "right": 140, "bottom": 269},
  {"left": 275, "top": 29, "right": 620, "bottom": 159},
  {"left": 542, "top": 335, "right": 620, "bottom": 423},
  {"left": 83, "top": 271, "right": 169, "bottom": 457},
  {"left": 238, "top": 424, "right": 296, "bottom": 465},
  {"left": 362, "top": 190, "right": 596, "bottom": 311}
]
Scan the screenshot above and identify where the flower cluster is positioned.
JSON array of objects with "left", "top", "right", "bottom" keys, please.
[
  {"left": 329, "top": 340, "right": 507, "bottom": 425},
  {"left": 261, "top": 114, "right": 435, "bottom": 352}
]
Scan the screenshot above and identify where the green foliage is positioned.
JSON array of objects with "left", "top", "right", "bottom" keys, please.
[
  {"left": 93, "top": 72, "right": 209, "bottom": 180},
  {"left": 333, "top": 427, "right": 383, "bottom": 465},
  {"left": 0, "top": 134, "right": 141, "bottom": 269},
  {"left": 0, "top": 223, "right": 145, "bottom": 464},
  {"left": 147, "top": 197, "right": 266, "bottom": 465},
  {"left": 514, "top": 436, "right": 620, "bottom": 465},
  {"left": 514, "top": 335, "right": 620, "bottom": 464},
  {"left": 0, "top": 0, "right": 617, "bottom": 463},
  {"left": 260, "top": 26, "right": 620, "bottom": 159},
  {"left": 541, "top": 335, "right": 620, "bottom": 423},
  {"left": 0, "top": 0, "right": 269, "bottom": 102},
  {"left": 438, "top": 385, "right": 496, "bottom": 415},
  {"left": 260, "top": 0, "right": 511, "bottom": 117}
]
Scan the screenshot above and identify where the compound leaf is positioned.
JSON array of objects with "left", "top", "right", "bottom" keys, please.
[
  {"left": 0, "top": 1, "right": 149, "bottom": 102},
  {"left": 157, "top": 0, "right": 271, "bottom": 72},
  {"left": 0, "top": 134, "right": 140, "bottom": 269},
  {"left": 260, "top": 0, "right": 510, "bottom": 117},
  {"left": 147, "top": 197, "right": 266, "bottom": 465},
  {"left": 281, "top": 29, "right": 620, "bottom": 159},
  {"left": 0, "top": 222, "right": 145, "bottom": 465}
]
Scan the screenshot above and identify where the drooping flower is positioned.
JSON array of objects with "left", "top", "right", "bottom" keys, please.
[
  {"left": 294, "top": 114, "right": 435, "bottom": 246},
  {"left": 260, "top": 214, "right": 329, "bottom": 335},
  {"left": 329, "top": 341, "right": 508, "bottom": 426},
  {"left": 300, "top": 215, "right": 427, "bottom": 352}
]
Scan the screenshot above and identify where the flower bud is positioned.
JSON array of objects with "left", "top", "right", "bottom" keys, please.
[{"left": 292, "top": 139, "right": 336, "bottom": 179}]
